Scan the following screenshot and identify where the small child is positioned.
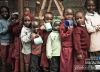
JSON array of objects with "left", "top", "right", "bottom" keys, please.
[
  {"left": 40, "top": 12, "right": 53, "bottom": 71},
  {"left": 0, "top": 6, "right": 11, "bottom": 72},
  {"left": 60, "top": 8, "right": 74, "bottom": 72},
  {"left": 46, "top": 17, "right": 61, "bottom": 72},
  {"left": 30, "top": 20, "right": 43, "bottom": 72},
  {"left": 9, "top": 12, "right": 22, "bottom": 72},
  {"left": 85, "top": 0, "right": 100, "bottom": 58},
  {"left": 73, "top": 11, "right": 90, "bottom": 72},
  {"left": 20, "top": 15, "right": 32, "bottom": 72}
]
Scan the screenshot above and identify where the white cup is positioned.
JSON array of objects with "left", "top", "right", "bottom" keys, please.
[
  {"left": 34, "top": 36, "right": 43, "bottom": 45},
  {"left": 44, "top": 23, "right": 52, "bottom": 32}
]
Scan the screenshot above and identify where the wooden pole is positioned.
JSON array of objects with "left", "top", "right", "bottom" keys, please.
[
  {"left": 18, "top": 0, "right": 24, "bottom": 72},
  {"left": 47, "top": 0, "right": 53, "bottom": 12},
  {"left": 54, "top": 0, "right": 63, "bottom": 16},
  {"left": 39, "top": 0, "right": 47, "bottom": 19}
]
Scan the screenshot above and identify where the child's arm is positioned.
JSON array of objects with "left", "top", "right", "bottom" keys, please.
[
  {"left": 46, "top": 34, "right": 52, "bottom": 59},
  {"left": 85, "top": 19, "right": 96, "bottom": 33},
  {"left": 20, "top": 29, "right": 31, "bottom": 43},
  {"left": 73, "top": 28, "right": 83, "bottom": 56}
]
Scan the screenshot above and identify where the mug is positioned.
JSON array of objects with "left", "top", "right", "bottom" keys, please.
[
  {"left": 44, "top": 23, "right": 52, "bottom": 32},
  {"left": 64, "top": 19, "right": 73, "bottom": 27},
  {"left": 34, "top": 36, "right": 43, "bottom": 45}
]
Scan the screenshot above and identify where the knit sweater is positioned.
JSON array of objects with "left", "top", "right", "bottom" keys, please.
[
  {"left": 0, "top": 19, "right": 10, "bottom": 45},
  {"left": 46, "top": 31, "right": 61, "bottom": 59}
]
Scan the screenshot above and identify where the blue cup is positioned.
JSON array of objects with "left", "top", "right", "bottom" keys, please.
[{"left": 64, "top": 20, "right": 73, "bottom": 27}]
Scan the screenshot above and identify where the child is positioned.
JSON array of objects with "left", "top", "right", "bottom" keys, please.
[
  {"left": 85, "top": 0, "right": 100, "bottom": 58},
  {"left": 0, "top": 6, "right": 11, "bottom": 72},
  {"left": 20, "top": 15, "right": 32, "bottom": 72},
  {"left": 30, "top": 20, "right": 43, "bottom": 72},
  {"left": 73, "top": 11, "right": 90, "bottom": 72},
  {"left": 9, "top": 12, "right": 22, "bottom": 72},
  {"left": 46, "top": 17, "right": 61, "bottom": 72},
  {"left": 40, "top": 12, "right": 53, "bottom": 72},
  {"left": 24, "top": 7, "right": 34, "bottom": 20},
  {"left": 60, "top": 8, "right": 74, "bottom": 72}
]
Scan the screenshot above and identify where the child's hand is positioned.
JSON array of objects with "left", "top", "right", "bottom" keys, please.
[
  {"left": 77, "top": 54, "right": 83, "bottom": 60},
  {"left": 31, "top": 33, "right": 36, "bottom": 39},
  {"left": 40, "top": 25, "right": 45, "bottom": 30},
  {"left": 35, "top": 34, "right": 39, "bottom": 38},
  {"left": 95, "top": 25, "right": 100, "bottom": 31}
]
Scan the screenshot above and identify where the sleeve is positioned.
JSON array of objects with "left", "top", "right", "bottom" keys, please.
[
  {"left": 0, "top": 22, "right": 8, "bottom": 34},
  {"left": 85, "top": 18, "right": 96, "bottom": 33},
  {"left": 46, "top": 34, "right": 52, "bottom": 59},
  {"left": 20, "top": 28, "right": 31, "bottom": 43},
  {"left": 73, "top": 28, "right": 82, "bottom": 55}
]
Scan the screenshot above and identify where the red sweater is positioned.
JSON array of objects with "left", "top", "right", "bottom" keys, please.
[
  {"left": 60, "top": 23, "right": 73, "bottom": 48},
  {"left": 73, "top": 26, "right": 90, "bottom": 55}
]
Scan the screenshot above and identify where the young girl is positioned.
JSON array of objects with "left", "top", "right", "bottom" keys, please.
[
  {"left": 20, "top": 15, "right": 32, "bottom": 72},
  {"left": 60, "top": 8, "right": 74, "bottom": 72},
  {"left": 85, "top": 0, "right": 100, "bottom": 58},
  {"left": 46, "top": 17, "right": 61, "bottom": 72},
  {"left": 73, "top": 11, "right": 90, "bottom": 72},
  {"left": 9, "top": 12, "right": 22, "bottom": 72},
  {"left": 30, "top": 20, "right": 43, "bottom": 72},
  {"left": 0, "top": 6, "right": 11, "bottom": 72},
  {"left": 40, "top": 12, "right": 53, "bottom": 72}
]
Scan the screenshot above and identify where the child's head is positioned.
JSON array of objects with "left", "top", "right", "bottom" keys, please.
[
  {"left": 63, "top": 8, "right": 74, "bottom": 20},
  {"left": 32, "top": 20, "right": 40, "bottom": 33},
  {"left": 52, "top": 18, "right": 61, "bottom": 31},
  {"left": 11, "top": 12, "right": 19, "bottom": 21},
  {"left": 0, "top": 6, "right": 10, "bottom": 19},
  {"left": 75, "top": 11, "right": 85, "bottom": 26},
  {"left": 44, "top": 12, "right": 53, "bottom": 23},
  {"left": 85, "top": 0, "right": 96, "bottom": 13},
  {"left": 24, "top": 7, "right": 31, "bottom": 15},
  {"left": 23, "top": 15, "right": 32, "bottom": 28}
]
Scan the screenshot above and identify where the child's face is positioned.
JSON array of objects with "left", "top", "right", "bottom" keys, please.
[
  {"left": 11, "top": 14, "right": 18, "bottom": 20},
  {"left": 64, "top": 9, "right": 73, "bottom": 20},
  {"left": 44, "top": 14, "right": 53, "bottom": 23},
  {"left": 53, "top": 22, "right": 61, "bottom": 31},
  {"left": 86, "top": 0, "right": 96, "bottom": 13},
  {"left": 24, "top": 8, "right": 31, "bottom": 15},
  {"left": 0, "top": 7, "right": 9, "bottom": 19},
  {"left": 24, "top": 16, "right": 31, "bottom": 27},
  {"left": 32, "top": 21, "right": 39, "bottom": 33},
  {"left": 75, "top": 12, "right": 85, "bottom": 26}
]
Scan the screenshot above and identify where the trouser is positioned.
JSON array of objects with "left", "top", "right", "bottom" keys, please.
[
  {"left": 50, "top": 56, "right": 60, "bottom": 72},
  {"left": 0, "top": 44, "right": 11, "bottom": 72},
  {"left": 30, "top": 54, "right": 43, "bottom": 72},
  {"left": 23, "top": 54, "right": 30, "bottom": 72}
]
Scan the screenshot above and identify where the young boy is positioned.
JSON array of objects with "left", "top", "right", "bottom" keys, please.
[
  {"left": 30, "top": 20, "right": 43, "bottom": 72},
  {"left": 46, "top": 17, "right": 61, "bottom": 72},
  {"left": 40, "top": 12, "right": 53, "bottom": 72}
]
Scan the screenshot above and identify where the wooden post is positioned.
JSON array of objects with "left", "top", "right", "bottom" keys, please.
[
  {"left": 39, "top": 0, "right": 47, "bottom": 19},
  {"left": 47, "top": 0, "right": 53, "bottom": 12},
  {"left": 18, "top": 0, "right": 24, "bottom": 72},
  {"left": 54, "top": 0, "right": 63, "bottom": 16}
]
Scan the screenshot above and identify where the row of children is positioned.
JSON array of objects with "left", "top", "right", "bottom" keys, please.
[{"left": 0, "top": 0, "right": 100, "bottom": 72}]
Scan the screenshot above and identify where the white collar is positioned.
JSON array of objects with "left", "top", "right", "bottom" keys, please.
[
  {"left": 23, "top": 25, "right": 31, "bottom": 30},
  {"left": 86, "top": 11, "right": 97, "bottom": 16}
]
